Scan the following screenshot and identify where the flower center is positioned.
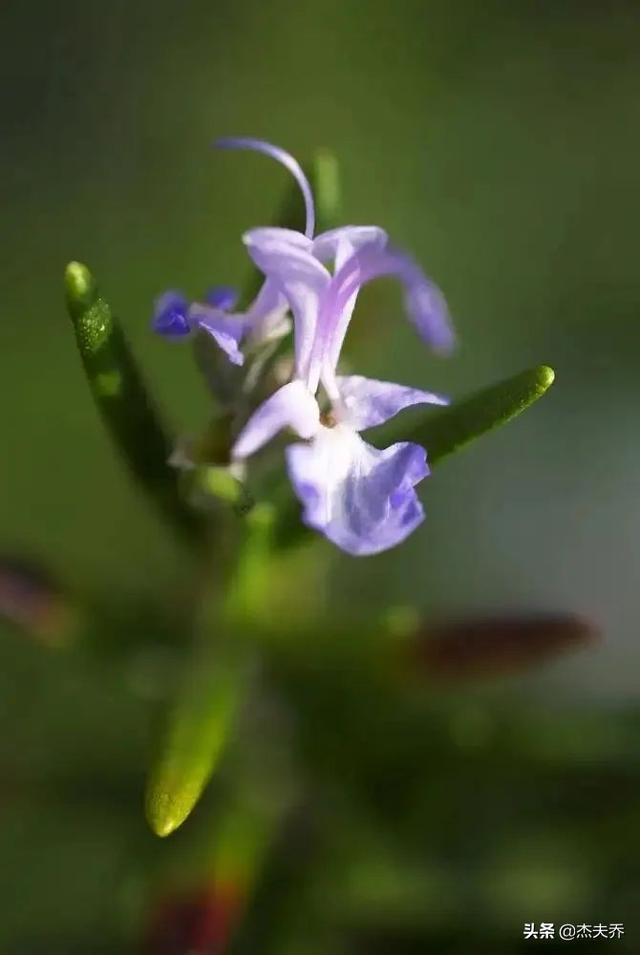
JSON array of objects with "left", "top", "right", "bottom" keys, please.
[{"left": 320, "top": 409, "right": 338, "bottom": 429}]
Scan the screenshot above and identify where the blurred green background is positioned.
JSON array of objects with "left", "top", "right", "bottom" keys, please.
[{"left": 1, "top": 1, "right": 639, "bottom": 952}]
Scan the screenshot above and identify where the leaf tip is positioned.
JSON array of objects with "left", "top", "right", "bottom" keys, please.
[
  {"left": 145, "top": 788, "right": 187, "bottom": 838},
  {"left": 537, "top": 364, "right": 555, "bottom": 392},
  {"left": 65, "top": 261, "right": 97, "bottom": 318}
]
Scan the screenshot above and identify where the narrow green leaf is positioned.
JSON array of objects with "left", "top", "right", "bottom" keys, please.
[
  {"left": 65, "top": 262, "right": 204, "bottom": 547},
  {"left": 311, "top": 149, "right": 341, "bottom": 234},
  {"left": 145, "top": 644, "right": 249, "bottom": 837},
  {"left": 225, "top": 504, "right": 277, "bottom": 623},
  {"left": 405, "top": 364, "right": 555, "bottom": 467}
]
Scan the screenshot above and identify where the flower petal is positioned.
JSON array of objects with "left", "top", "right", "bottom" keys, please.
[
  {"left": 393, "top": 249, "right": 454, "bottom": 354},
  {"left": 205, "top": 286, "right": 239, "bottom": 310},
  {"left": 312, "top": 226, "right": 388, "bottom": 272},
  {"left": 189, "top": 304, "right": 248, "bottom": 366},
  {"left": 308, "top": 229, "right": 389, "bottom": 386},
  {"left": 286, "top": 425, "right": 428, "bottom": 556},
  {"left": 244, "top": 227, "right": 312, "bottom": 251},
  {"left": 152, "top": 290, "right": 192, "bottom": 338},
  {"left": 232, "top": 380, "right": 320, "bottom": 460},
  {"left": 311, "top": 243, "right": 454, "bottom": 391},
  {"left": 244, "top": 229, "right": 331, "bottom": 380},
  {"left": 336, "top": 374, "right": 449, "bottom": 431},
  {"left": 243, "top": 278, "right": 291, "bottom": 345},
  {"left": 307, "top": 237, "right": 395, "bottom": 391}
]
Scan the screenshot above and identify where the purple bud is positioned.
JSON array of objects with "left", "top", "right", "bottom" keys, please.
[
  {"left": 152, "top": 291, "right": 192, "bottom": 338},
  {"left": 205, "top": 285, "right": 239, "bottom": 311}
]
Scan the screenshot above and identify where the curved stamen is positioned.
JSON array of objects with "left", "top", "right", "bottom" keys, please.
[{"left": 214, "top": 137, "right": 316, "bottom": 239}]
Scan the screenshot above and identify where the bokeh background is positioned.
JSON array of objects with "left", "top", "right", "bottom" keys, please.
[{"left": 1, "top": 1, "right": 639, "bottom": 952}]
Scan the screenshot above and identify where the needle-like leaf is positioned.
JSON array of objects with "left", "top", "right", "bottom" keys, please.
[
  {"left": 65, "top": 262, "right": 204, "bottom": 547},
  {"left": 406, "top": 365, "right": 555, "bottom": 466},
  {"left": 145, "top": 638, "right": 250, "bottom": 837}
]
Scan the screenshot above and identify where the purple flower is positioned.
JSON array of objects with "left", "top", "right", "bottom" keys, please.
[
  {"left": 152, "top": 291, "right": 192, "bottom": 338},
  {"left": 154, "top": 138, "right": 454, "bottom": 554},
  {"left": 153, "top": 277, "right": 292, "bottom": 368},
  {"left": 153, "top": 138, "right": 453, "bottom": 371},
  {"left": 226, "top": 158, "right": 453, "bottom": 555},
  {"left": 233, "top": 372, "right": 448, "bottom": 557},
  {"left": 152, "top": 136, "right": 318, "bottom": 365},
  {"left": 152, "top": 284, "right": 252, "bottom": 366}
]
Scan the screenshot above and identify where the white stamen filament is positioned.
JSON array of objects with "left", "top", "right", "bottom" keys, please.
[{"left": 214, "top": 137, "right": 316, "bottom": 239}]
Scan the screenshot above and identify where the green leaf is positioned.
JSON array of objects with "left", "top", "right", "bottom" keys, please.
[
  {"left": 404, "top": 364, "right": 556, "bottom": 467},
  {"left": 310, "top": 149, "right": 342, "bottom": 233},
  {"left": 145, "top": 643, "right": 249, "bottom": 837},
  {"left": 65, "top": 262, "right": 204, "bottom": 548},
  {"left": 225, "top": 504, "right": 277, "bottom": 623}
]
